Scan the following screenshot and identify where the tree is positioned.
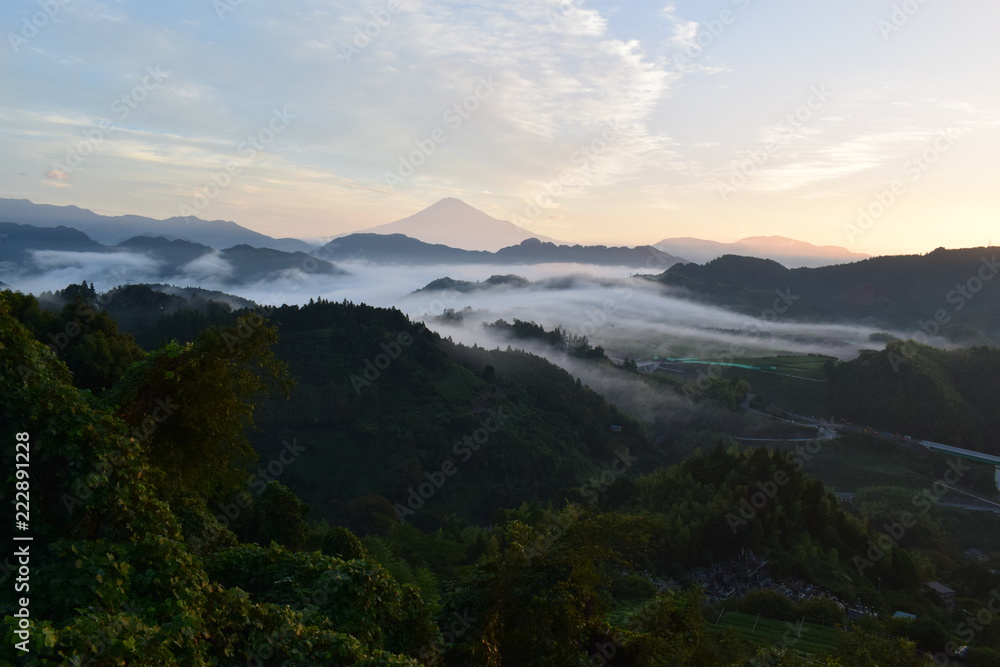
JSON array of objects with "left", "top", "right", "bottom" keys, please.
[
  {"left": 832, "top": 628, "right": 929, "bottom": 666},
  {"left": 0, "top": 294, "right": 429, "bottom": 665},
  {"left": 102, "top": 312, "right": 291, "bottom": 501},
  {"left": 59, "top": 299, "right": 146, "bottom": 392},
  {"left": 348, "top": 494, "right": 400, "bottom": 537},
  {"left": 236, "top": 481, "right": 311, "bottom": 550},
  {"left": 444, "top": 508, "right": 653, "bottom": 666}
]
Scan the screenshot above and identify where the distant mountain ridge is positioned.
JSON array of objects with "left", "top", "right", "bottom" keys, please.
[
  {"left": 0, "top": 222, "right": 341, "bottom": 286},
  {"left": 319, "top": 233, "right": 685, "bottom": 268},
  {"left": 349, "top": 197, "right": 565, "bottom": 251},
  {"left": 655, "top": 235, "right": 867, "bottom": 268},
  {"left": 654, "top": 248, "right": 1000, "bottom": 341},
  {"left": 0, "top": 198, "right": 313, "bottom": 252}
]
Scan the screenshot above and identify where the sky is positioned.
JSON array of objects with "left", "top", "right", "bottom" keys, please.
[{"left": 2, "top": 0, "right": 998, "bottom": 256}]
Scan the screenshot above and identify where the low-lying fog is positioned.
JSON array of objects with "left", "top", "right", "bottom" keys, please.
[{"left": 10, "top": 256, "right": 941, "bottom": 363}]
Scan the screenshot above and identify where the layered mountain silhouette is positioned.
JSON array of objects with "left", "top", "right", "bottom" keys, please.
[
  {"left": 655, "top": 235, "right": 867, "bottom": 268},
  {"left": 319, "top": 233, "right": 684, "bottom": 268},
  {"left": 655, "top": 248, "right": 1000, "bottom": 341},
  {"left": 0, "top": 222, "right": 340, "bottom": 286},
  {"left": 0, "top": 198, "right": 312, "bottom": 252}
]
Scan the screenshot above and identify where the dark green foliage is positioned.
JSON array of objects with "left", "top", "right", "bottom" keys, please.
[
  {"left": 968, "top": 647, "right": 1000, "bottom": 666},
  {"left": 0, "top": 291, "right": 427, "bottom": 665},
  {"left": 8, "top": 288, "right": 145, "bottom": 393},
  {"left": 4, "top": 284, "right": 996, "bottom": 663},
  {"left": 903, "top": 617, "right": 951, "bottom": 653},
  {"left": 102, "top": 312, "right": 291, "bottom": 501},
  {"left": 484, "top": 317, "right": 606, "bottom": 358},
  {"left": 620, "top": 591, "right": 749, "bottom": 665},
  {"left": 204, "top": 543, "right": 437, "bottom": 656},
  {"left": 610, "top": 444, "right": 870, "bottom": 589},
  {"left": 736, "top": 590, "right": 801, "bottom": 622},
  {"left": 320, "top": 525, "right": 368, "bottom": 560},
  {"left": 798, "top": 596, "right": 847, "bottom": 624},
  {"left": 702, "top": 376, "right": 750, "bottom": 410},
  {"left": 172, "top": 494, "right": 240, "bottom": 557},
  {"left": 831, "top": 341, "right": 1000, "bottom": 454},
  {"left": 832, "top": 628, "right": 926, "bottom": 666},
  {"left": 348, "top": 494, "right": 401, "bottom": 537},
  {"left": 441, "top": 507, "right": 654, "bottom": 665},
  {"left": 250, "top": 300, "right": 655, "bottom": 526},
  {"left": 101, "top": 283, "right": 251, "bottom": 347},
  {"left": 653, "top": 246, "right": 1000, "bottom": 341},
  {"left": 234, "top": 481, "right": 311, "bottom": 550}
]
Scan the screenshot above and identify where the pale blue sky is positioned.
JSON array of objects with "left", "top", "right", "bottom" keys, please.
[{"left": 2, "top": 0, "right": 997, "bottom": 254}]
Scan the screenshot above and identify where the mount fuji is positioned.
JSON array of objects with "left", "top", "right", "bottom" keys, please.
[{"left": 349, "top": 198, "right": 564, "bottom": 252}]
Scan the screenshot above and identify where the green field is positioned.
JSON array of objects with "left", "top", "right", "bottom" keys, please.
[
  {"left": 713, "top": 611, "right": 838, "bottom": 656},
  {"left": 719, "top": 354, "right": 834, "bottom": 416},
  {"left": 727, "top": 355, "right": 832, "bottom": 380}
]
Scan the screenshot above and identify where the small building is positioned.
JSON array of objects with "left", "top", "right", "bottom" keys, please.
[
  {"left": 965, "top": 548, "right": 990, "bottom": 563},
  {"left": 923, "top": 582, "right": 957, "bottom": 611},
  {"left": 609, "top": 425, "right": 623, "bottom": 433},
  {"left": 893, "top": 611, "right": 917, "bottom": 620},
  {"left": 834, "top": 492, "right": 856, "bottom": 505}
]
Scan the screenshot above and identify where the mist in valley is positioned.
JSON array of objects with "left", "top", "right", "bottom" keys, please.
[
  {"left": 9, "top": 254, "right": 945, "bottom": 444},
  {"left": 14, "top": 253, "right": 942, "bottom": 366}
]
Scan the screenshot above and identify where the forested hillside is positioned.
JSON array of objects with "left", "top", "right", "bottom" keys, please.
[
  {"left": 4, "top": 285, "right": 1000, "bottom": 665},
  {"left": 250, "top": 299, "right": 652, "bottom": 527},
  {"left": 654, "top": 247, "right": 1000, "bottom": 342},
  {"left": 830, "top": 341, "right": 1000, "bottom": 454},
  {"left": 0, "top": 291, "right": 436, "bottom": 664}
]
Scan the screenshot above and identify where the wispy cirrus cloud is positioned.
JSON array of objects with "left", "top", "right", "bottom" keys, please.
[{"left": 2, "top": 0, "right": 999, "bottom": 254}]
